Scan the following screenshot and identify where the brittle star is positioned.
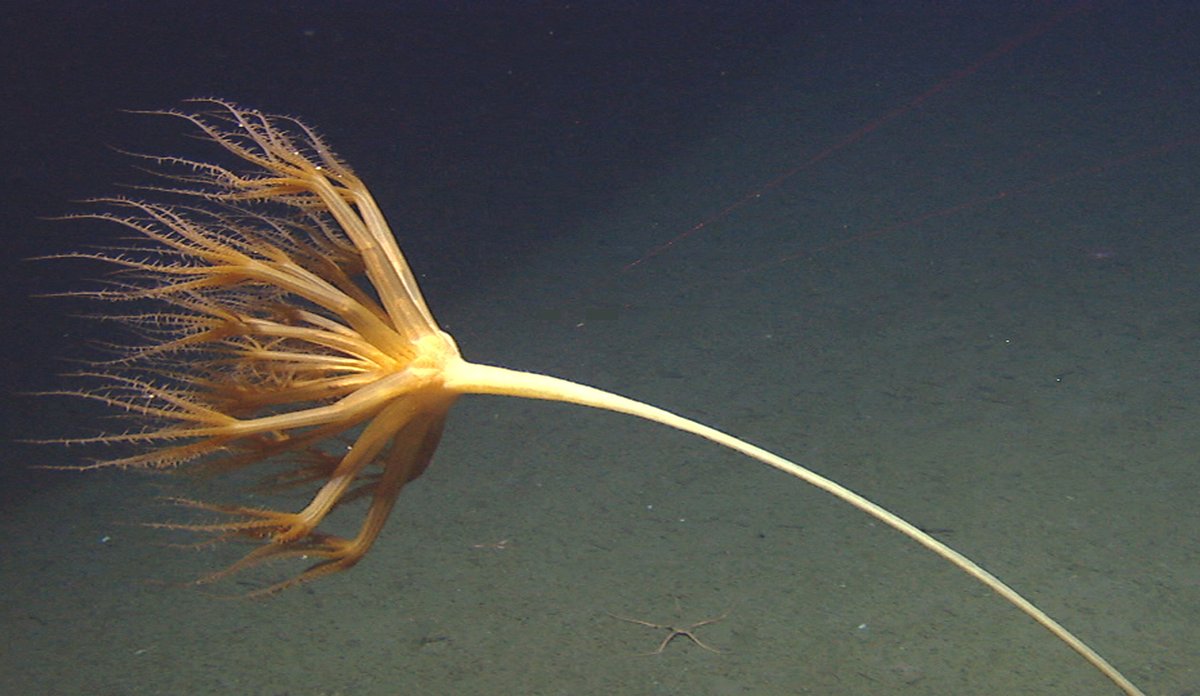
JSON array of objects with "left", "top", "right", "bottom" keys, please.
[{"left": 608, "top": 609, "right": 730, "bottom": 655}]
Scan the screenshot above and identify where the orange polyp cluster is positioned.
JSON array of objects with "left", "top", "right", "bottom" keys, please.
[{"left": 48, "top": 100, "right": 462, "bottom": 593}]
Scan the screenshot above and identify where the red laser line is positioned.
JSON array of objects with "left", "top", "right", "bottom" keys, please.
[
  {"left": 622, "top": 0, "right": 1092, "bottom": 272},
  {"left": 747, "top": 135, "right": 1200, "bottom": 274}
]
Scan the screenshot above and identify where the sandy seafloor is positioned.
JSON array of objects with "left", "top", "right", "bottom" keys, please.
[{"left": 1, "top": 3, "right": 1197, "bottom": 695}]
